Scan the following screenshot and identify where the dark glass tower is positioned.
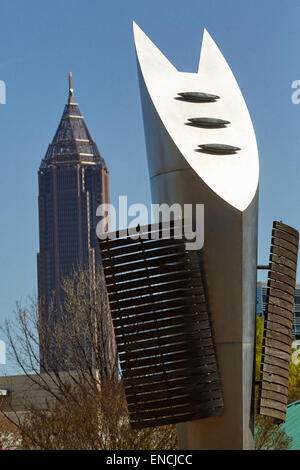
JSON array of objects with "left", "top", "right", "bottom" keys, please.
[{"left": 37, "top": 74, "right": 109, "bottom": 334}]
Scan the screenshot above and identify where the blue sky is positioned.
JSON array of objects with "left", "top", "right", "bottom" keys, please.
[{"left": 0, "top": 0, "right": 300, "bottom": 372}]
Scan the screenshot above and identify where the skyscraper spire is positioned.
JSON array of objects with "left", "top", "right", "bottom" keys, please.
[{"left": 68, "top": 72, "right": 74, "bottom": 104}]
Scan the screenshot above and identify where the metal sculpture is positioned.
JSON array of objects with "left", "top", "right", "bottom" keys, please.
[{"left": 133, "top": 23, "right": 259, "bottom": 449}]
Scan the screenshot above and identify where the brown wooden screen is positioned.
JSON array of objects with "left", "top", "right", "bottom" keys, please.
[
  {"left": 99, "top": 222, "right": 223, "bottom": 428},
  {"left": 258, "top": 221, "right": 299, "bottom": 423}
]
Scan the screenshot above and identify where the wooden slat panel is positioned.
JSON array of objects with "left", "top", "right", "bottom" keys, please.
[
  {"left": 258, "top": 221, "right": 298, "bottom": 423},
  {"left": 99, "top": 223, "right": 223, "bottom": 428}
]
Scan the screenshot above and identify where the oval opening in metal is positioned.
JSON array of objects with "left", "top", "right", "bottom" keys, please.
[
  {"left": 177, "top": 92, "right": 220, "bottom": 102},
  {"left": 187, "top": 117, "right": 230, "bottom": 128},
  {"left": 198, "top": 144, "right": 241, "bottom": 154}
]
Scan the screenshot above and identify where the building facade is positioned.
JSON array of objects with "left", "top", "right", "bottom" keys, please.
[
  {"left": 257, "top": 281, "right": 300, "bottom": 340},
  {"left": 37, "top": 74, "right": 109, "bottom": 344}
]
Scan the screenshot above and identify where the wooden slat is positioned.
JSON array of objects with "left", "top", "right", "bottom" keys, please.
[
  {"left": 128, "top": 389, "right": 222, "bottom": 413},
  {"left": 108, "top": 278, "right": 203, "bottom": 302},
  {"left": 267, "top": 295, "right": 293, "bottom": 312},
  {"left": 101, "top": 237, "right": 183, "bottom": 258},
  {"left": 111, "top": 296, "right": 207, "bottom": 318},
  {"left": 272, "top": 228, "right": 299, "bottom": 248},
  {"left": 265, "top": 329, "right": 292, "bottom": 347},
  {"left": 262, "top": 346, "right": 291, "bottom": 363},
  {"left": 268, "top": 287, "right": 294, "bottom": 305},
  {"left": 105, "top": 262, "right": 194, "bottom": 285},
  {"left": 120, "top": 343, "right": 214, "bottom": 369},
  {"left": 262, "top": 354, "right": 290, "bottom": 371},
  {"left": 261, "top": 372, "right": 289, "bottom": 388},
  {"left": 263, "top": 338, "right": 291, "bottom": 354},
  {"left": 273, "top": 221, "right": 299, "bottom": 239},
  {"left": 102, "top": 244, "right": 187, "bottom": 267},
  {"left": 259, "top": 407, "right": 286, "bottom": 422},
  {"left": 262, "top": 363, "right": 289, "bottom": 380},
  {"left": 123, "top": 360, "right": 219, "bottom": 380},
  {"left": 260, "top": 389, "right": 288, "bottom": 405},
  {"left": 124, "top": 363, "right": 218, "bottom": 391},
  {"left": 267, "top": 279, "right": 295, "bottom": 297},
  {"left": 270, "top": 245, "right": 297, "bottom": 266},
  {"left": 265, "top": 320, "right": 292, "bottom": 337},
  {"left": 269, "top": 259, "right": 297, "bottom": 280},
  {"left": 131, "top": 407, "right": 224, "bottom": 429},
  {"left": 130, "top": 398, "right": 224, "bottom": 422},
  {"left": 119, "top": 337, "right": 213, "bottom": 362},
  {"left": 114, "top": 310, "right": 208, "bottom": 333},
  {"left": 259, "top": 398, "right": 286, "bottom": 413},
  {"left": 267, "top": 313, "right": 293, "bottom": 330},
  {"left": 103, "top": 252, "right": 189, "bottom": 276},
  {"left": 261, "top": 381, "right": 288, "bottom": 395},
  {"left": 271, "top": 237, "right": 298, "bottom": 256},
  {"left": 126, "top": 374, "right": 221, "bottom": 404},
  {"left": 106, "top": 269, "right": 202, "bottom": 293},
  {"left": 268, "top": 271, "right": 296, "bottom": 289},
  {"left": 265, "top": 304, "right": 294, "bottom": 322}
]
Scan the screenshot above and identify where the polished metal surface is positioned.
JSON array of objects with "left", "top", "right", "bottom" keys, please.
[{"left": 134, "top": 22, "right": 259, "bottom": 449}]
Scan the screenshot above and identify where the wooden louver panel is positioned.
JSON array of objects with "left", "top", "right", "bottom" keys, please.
[
  {"left": 99, "top": 222, "right": 223, "bottom": 429},
  {"left": 258, "top": 221, "right": 299, "bottom": 423}
]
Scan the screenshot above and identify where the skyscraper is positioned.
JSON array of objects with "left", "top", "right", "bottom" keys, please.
[{"left": 37, "top": 73, "right": 109, "bottom": 329}]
